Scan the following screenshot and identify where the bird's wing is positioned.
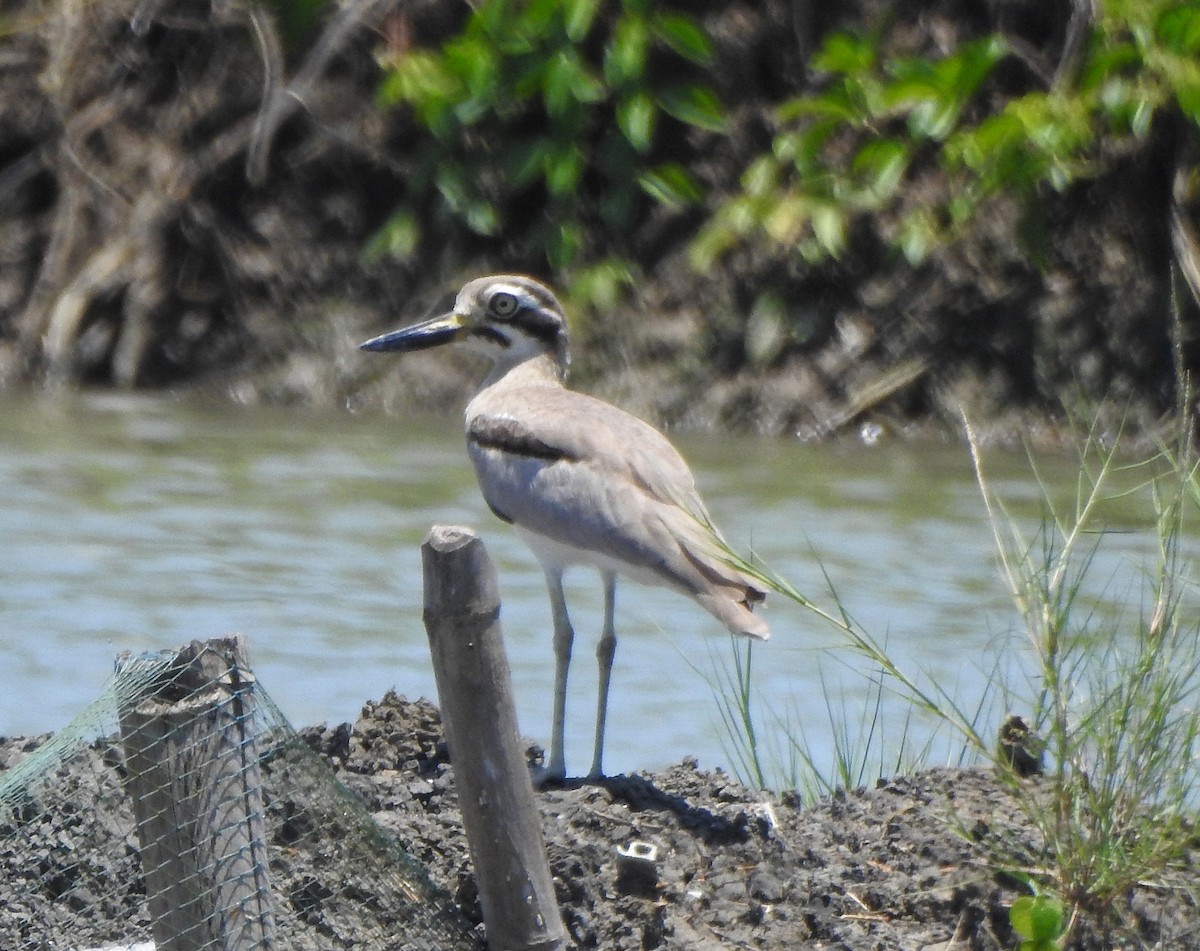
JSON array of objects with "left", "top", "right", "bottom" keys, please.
[{"left": 465, "top": 387, "right": 766, "bottom": 614}]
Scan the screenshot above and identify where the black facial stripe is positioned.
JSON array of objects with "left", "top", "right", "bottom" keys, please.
[
  {"left": 470, "top": 325, "right": 511, "bottom": 348},
  {"left": 513, "top": 310, "right": 565, "bottom": 347}
]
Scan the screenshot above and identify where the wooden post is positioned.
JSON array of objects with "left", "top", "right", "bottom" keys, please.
[
  {"left": 118, "top": 635, "right": 276, "bottom": 951},
  {"left": 421, "top": 526, "right": 567, "bottom": 951}
]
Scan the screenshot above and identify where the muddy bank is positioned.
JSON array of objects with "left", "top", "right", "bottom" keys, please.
[
  {"left": 2, "top": 692, "right": 1196, "bottom": 950},
  {"left": 307, "top": 694, "right": 1200, "bottom": 950}
]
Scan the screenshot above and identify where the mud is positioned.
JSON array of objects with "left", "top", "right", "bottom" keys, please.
[{"left": 3, "top": 692, "right": 1195, "bottom": 950}]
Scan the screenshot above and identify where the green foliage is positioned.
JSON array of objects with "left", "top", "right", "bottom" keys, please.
[
  {"left": 560, "top": 256, "right": 636, "bottom": 327},
  {"left": 690, "top": 31, "right": 1007, "bottom": 268},
  {"left": 375, "top": 0, "right": 723, "bottom": 273},
  {"left": 973, "top": 424, "right": 1200, "bottom": 919},
  {"left": 712, "top": 416, "right": 1200, "bottom": 938},
  {"left": 709, "top": 637, "right": 767, "bottom": 790},
  {"left": 370, "top": 1, "right": 1197, "bottom": 291},
  {"left": 707, "top": 637, "right": 946, "bottom": 800},
  {"left": 1010, "top": 894, "right": 1067, "bottom": 951},
  {"left": 945, "top": 0, "right": 1200, "bottom": 215},
  {"left": 692, "top": 0, "right": 1200, "bottom": 270}
]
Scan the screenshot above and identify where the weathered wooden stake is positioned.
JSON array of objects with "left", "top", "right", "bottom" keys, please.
[
  {"left": 119, "top": 635, "right": 276, "bottom": 951},
  {"left": 421, "top": 526, "right": 567, "bottom": 951}
]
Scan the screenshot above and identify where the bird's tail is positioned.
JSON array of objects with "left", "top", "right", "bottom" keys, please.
[
  {"left": 696, "top": 589, "right": 771, "bottom": 641},
  {"left": 667, "top": 493, "right": 772, "bottom": 640}
]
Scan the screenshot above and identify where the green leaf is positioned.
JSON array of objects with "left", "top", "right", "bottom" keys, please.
[
  {"left": 651, "top": 12, "right": 713, "bottom": 64},
  {"left": 689, "top": 213, "right": 739, "bottom": 270},
  {"left": 547, "top": 52, "right": 578, "bottom": 118},
  {"left": 946, "top": 111, "right": 1023, "bottom": 171},
  {"left": 491, "top": 17, "right": 538, "bottom": 56},
  {"left": 909, "top": 99, "right": 960, "bottom": 140},
  {"left": 617, "top": 91, "right": 657, "bottom": 152},
  {"left": 657, "top": 84, "right": 726, "bottom": 131},
  {"left": 1157, "top": 5, "right": 1200, "bottom": 54},
  {"left": 762, "top": 193, "right": 810, "bottom": 245},
  {"left": 1097, "top": 75, "right": 1162, "bottom": 136},
  {"left": 1028, "top": 898, "right": 1065, "bottom": 940},
  {"left": 1010, "top": 895, "right": 1065, "bottom": 943},
  {"left": 377, "top": 50, "right": 458, "bottom": 108},
  {"left": 741, "top": 155, "right": 779, "bottom": 199},
  {"left": 515, "top": 0, "right": 560, "bottom": 33},
  {"left": 559, "top": 50, "right": 605, "bottom": 104},
  {"left": 547, "top": 221, "right": 584, "bottom": 269},
  {"left": 452, "top": 95, "right": 491, "bottom": 126},
  {"left": 810, "top": 202, "right": 847, "bottom": 256},
  {"left": 475, "top": 0, "right": 514, "bottom": 39},
  {"left": 1010, "top": 899, "right": 1037, "bottom": 938},
  {"left": 566, "top": 258, "right": 635, "bottom": 313},
  {"left": 605, "top": 15, "right": 650, "bottom": 87},
  {"left": 812, "top": 32, "right": 875, "bottom": 76},
  {"left": 638, "top": 163, "right": 704, "bottom": 206},
  {"left": 777, "top": 92, "right": 859, "bottom": 124},
  {"left": 878, "top": 72, "right": 941, "bottom": 113},
  {"left": 898, "top": 207, "right": 944, "bottom": 264},
  {"left": 464, "top": 199, "right": 500, "bottom": 236},
  {"left": 723, "top": 194, "right": 762, "bottom": 235},
  {"left": 363, "top": 211, "right": 421, "bottom": 262},
  {"left": 691, "top": 194, "right": 763, "bottom": 267},
  {"left": 910, "top": 35, "right": 1005, "bottom": 103},
  {"left": 563, "top": 0, "right": 602, "bottom": 41},
  {"left": 852, "top": 139, "right": 909, "bottom": 200},
  {"left": 376, "top": 70, "right": 406, "bottom": 109},
  {"left": 435, "top": 166, "right": 498, "bottom": 235},
  {"left": 957, "top": 35, "right": 1008, "bottom": 90},
  {"left": 1176, "top": 81, "right": 1200, "bottom": 127},
  {"left": 544, "top": 145, "right": 585, "bottom": 196},
  {"left": 443, "top": 35, "right": 497, "bottom": 99},
  {"left": 508, "top": 0, "right": 554, "bottom": 42}
]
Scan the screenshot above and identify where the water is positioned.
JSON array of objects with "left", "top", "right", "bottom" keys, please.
[{"left": 0, "top": 391, "right": 1173, "bottom": 781}]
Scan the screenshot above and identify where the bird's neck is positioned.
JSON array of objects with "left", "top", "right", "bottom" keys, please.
[{"left": 480, "top": 351, "right": 567, "bottom": 391}]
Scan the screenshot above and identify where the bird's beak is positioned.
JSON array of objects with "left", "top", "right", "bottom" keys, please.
[{"left": 359, "top": 312, "right": 464, "bottom": 353}]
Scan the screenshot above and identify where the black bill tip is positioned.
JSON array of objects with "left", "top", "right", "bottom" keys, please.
[{"left": 359, "top": 315, "right": 462, "bottom": 353}]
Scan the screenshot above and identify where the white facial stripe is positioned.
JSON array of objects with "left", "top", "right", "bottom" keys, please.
[{"left": 489, "top": 284, "right": 538, "bottom": 313}]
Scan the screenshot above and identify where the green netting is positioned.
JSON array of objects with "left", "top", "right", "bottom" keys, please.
[{"left": 0, "top": 643, "right": 480, "bottom": 951}]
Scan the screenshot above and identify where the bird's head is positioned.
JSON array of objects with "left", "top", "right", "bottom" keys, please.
[{"left": 360, "top": 274, "right": 570, "bottom": 377}]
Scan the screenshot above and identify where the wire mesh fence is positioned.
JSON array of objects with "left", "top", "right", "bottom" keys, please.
[{"left": 0, "top": 637, "right": 481, "bottom": 951}]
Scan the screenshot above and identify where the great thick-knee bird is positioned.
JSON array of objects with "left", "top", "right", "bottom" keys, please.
[{"left": 361, "top": 275, "right": 769, "bottom": 779}]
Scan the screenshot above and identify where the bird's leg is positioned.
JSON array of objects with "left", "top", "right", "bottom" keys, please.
[
  {"left": 542, "top": 567, "right": 573, "bottom": 782},
  {"left": 588, "top": 571, "right": 618, "bottom": 780}
]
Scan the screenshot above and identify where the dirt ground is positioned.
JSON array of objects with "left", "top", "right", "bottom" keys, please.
[
  {"left": 313, "top": 693, "right": 1200, "bottom": 951},
  {"left": 4, "top": 692, "right": 1194, "bottom": 951}
]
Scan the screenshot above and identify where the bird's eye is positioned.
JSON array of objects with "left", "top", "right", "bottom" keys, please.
[{"left": 490, "top": 292, "right": 519, "bottom": 318}]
